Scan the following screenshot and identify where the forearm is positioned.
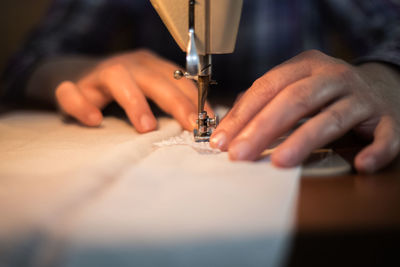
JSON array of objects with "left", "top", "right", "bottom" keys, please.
[{"left": 26, "top": 56, "right": 99, "bottom": 105}]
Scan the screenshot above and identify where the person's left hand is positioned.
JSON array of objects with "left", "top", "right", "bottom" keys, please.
[{"left": 210, "top": 50, "right": 400, "bottom": 173}]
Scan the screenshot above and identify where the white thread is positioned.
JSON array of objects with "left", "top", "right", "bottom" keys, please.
[{"left": 153, "top": 131, "right": 221, "bottom": 154}]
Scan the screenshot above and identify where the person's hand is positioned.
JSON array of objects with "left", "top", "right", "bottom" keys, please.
[
  {"left": 210, "top": 50, "right": 400, "bottom": 173},
  {"left": 55, "top": 49, "right": 213, "bottom": 132}
]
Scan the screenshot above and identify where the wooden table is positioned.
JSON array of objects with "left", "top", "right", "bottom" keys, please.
[{"left": 288, "top": 135, "right": 400, "bottom": 267}]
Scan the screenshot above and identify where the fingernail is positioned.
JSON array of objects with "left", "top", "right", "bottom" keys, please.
[
  {"left": 88, "top": 112, "right": 102, "bottom": 125},
  {"left": 362, "top": 156, "right": 376, "bottom": 173},
  {"left": 188, "top": 113, "right": 197, "bottom": 129},
  {"left": 140, "top": 114, "right": 156, "bottom": 132},
  {"left": 229, "top": 140, "right": 252, "bottom": 160},
  {"left": 210, "top": 131, "right": 227, "bottom": 150}
]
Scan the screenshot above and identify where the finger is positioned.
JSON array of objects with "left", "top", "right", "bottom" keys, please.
[
  {"left": 270, "top": 97, "right": 371, "bottom": 167},
  {"left": 225, "top": 73, "right": 348, "bottom": 161},
  {"left": 100, "top": 64, "right": 157, "bottom": 133},
  {"left": 355, "top": 117, "right": 400, "bottom": 173},
  {"left": 55, "top": 81, "right": 103, "bottom": 127},
  {"left": 78, "top": 84, "right": 111, "bottom": 109},
  {"left": 210, "top": 56, "right": 313, "bottom": 150},
  {"left": 140, "top": 51, "right": 215, "bottom": 117},
  {"left": 233, "top": 92, "right": 245, "bottom": 106},
  {"left": 130, "top": 64, "right": 199, "bottom": 131}
]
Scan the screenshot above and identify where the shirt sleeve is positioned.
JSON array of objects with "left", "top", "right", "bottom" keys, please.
[
  {"left": 324, "top": 0, "right": 400, "bottom": 67},
  {"left": 1, "top": 0, "right": 132, "bottom": 102}
]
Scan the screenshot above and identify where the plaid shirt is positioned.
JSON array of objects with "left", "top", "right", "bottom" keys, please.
[{"left": 2, "top": 0, "right": 400, "bottom": 101}]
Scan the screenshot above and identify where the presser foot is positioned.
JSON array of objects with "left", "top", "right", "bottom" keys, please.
[
  {"left": 193, "top": 129, "right": 212, "bottom": 142},
  {"left": 194, "top": 111, "right": 218, "bottom": 142}
]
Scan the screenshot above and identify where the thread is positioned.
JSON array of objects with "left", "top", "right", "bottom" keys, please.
[{"left": 153, "top": 131, "right": 221, "bottom": 154}]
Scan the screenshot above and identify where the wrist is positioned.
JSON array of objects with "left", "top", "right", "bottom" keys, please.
[
  {"left": 357, "top": 62, "right": 400, "bottom": 86},
  {"left": 26, "top": 56, "right": 99, "bottom": 105}
]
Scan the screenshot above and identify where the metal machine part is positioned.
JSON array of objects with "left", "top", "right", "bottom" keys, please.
[
  {"left": 150, "top": 0, "right": 242, "bottom": 142},
  {"left": 174, "top": 0, "right": 217, "bottom": 142}
]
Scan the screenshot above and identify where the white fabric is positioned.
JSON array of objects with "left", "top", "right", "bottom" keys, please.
[{"left": 0, "top": 111, "right": 300, "bottom": 267}]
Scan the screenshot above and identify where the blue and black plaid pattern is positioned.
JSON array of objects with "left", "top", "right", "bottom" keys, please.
[{"left": 2, "top": 0, "right": 400, "bottom": 101}]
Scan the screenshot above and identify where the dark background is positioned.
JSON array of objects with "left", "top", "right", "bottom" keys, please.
[{"left": 0, "top": 0, "right": 51, "bottom": 83}]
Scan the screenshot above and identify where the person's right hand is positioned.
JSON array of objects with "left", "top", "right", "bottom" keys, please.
[{"left": 55, "top": 49, "right": 213, "bottom": 132}]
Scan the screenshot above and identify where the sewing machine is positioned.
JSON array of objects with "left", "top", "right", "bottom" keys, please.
[
  {"left": 149, "top": 0, "right": 352, "bottom": 175},
  {"left": 150, "top": 0, "right": 243, "bottom": 142}
]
